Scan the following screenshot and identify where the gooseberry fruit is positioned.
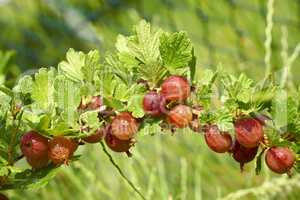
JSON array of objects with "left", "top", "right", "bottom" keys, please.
[
  {"left": 87, "top": 95, "right": 103, "bottom": 110},
  {"left": 160, "top": 75, "right": 190, "bottom": 101},
  {"left": 83, "top": 128, "right": 105, "bottom": 143},
  {"left": 235, "top": 118, "right": 263, "bottom": 148},
  {"left": 20, "top": 131, "right": 49, "bottom": 169},
  {"left": 111, "top": 112, "right": 139, "bottom": 140},
  {"left": 79, "top": 95, "right": 103, "bottom": 110},
  {"left": 143, "top": 91, "right": 166, "bottom": 116},
  {"left": 105, "top": 125, "right": 133, "bottom": 156},
  {"left": 167, "top": 105, "right": 193, "bottom": 128},
  {"left": 232, "top": 141, "right": 258, "bottom": 171},
  {"left": 48, "top": 137, "right": 78, "bottom": 165},
  {"left": 265, "top": 147, "right": 295, "bottom": 174},
  {"left": 204, "top": 125, "right": 232, "bottom": 153}
]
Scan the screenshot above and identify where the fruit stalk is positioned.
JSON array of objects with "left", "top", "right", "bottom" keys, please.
[{"left": 99, "top": 141, "right": 146, "bottom": 200}]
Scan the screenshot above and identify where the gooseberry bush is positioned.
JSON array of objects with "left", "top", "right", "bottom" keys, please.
[{"left": 0, "top": 20, "right": 300, "bottom": 199}]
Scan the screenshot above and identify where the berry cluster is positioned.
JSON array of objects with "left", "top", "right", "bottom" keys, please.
[
  {"left": 21, "top": 131, "right": 78, "bottom": 168},
  {"left": 19, "top": 74, "right": 296, "bottom": 176},
  {"left": 143, "top": 75, "right": 296, "bottom": 175},
  {"left": 204, "top": 117, "right": 295, "bottom": 174}
]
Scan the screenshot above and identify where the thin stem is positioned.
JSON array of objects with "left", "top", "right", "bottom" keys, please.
[
  {"left": 100, "top": 141, "right": 146, "bottom": 200},
  {"left": 280, "top": 24, "right": 300, "bottom": 88},
  {"left": 280, "top": 43, "right": 300, "bottom": 88},
  {"left": 8, "top": 109, "right": 23, "bottom": 165},
  {"left": 264, "top": 0, "right": 274, "bottom": 81},
  {"left": 280, "top": 26, "right": 289, "bottom": 87}
]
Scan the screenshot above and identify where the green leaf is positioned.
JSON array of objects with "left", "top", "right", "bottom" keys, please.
[
  {"left": 199, "top": 108, "right": 234, "bottom": 133},
  {"left": 138, "top": 118, "right": 162, "bottom": 137},
  {"left": 0, "top": 85, "right": 14, "bottom": 98},
  {"left": 159, "top": 32, "right": 192, "bottom": 72},
  {"left": 271, "top": 89, "right": 288, "bottom": 129},
  {"left": 127, "top": 94, "right": 145, "bottom": 118},
  {"left": 103, "top": 97, "right": 124, "bottom": 111},
  {"left": 115, "top": 35, "right": 139, "bottom": 69},
  {"left": 80, "top": 110, "right": 101, "bottom": 130},
  {"left": 125, "top": 20, "right": 166, "bottom": 85},
  {"left": 49, "top": 120, "right": 72, "bottom": 136},
  {"left": 81, "top": 50, "right": 101, "bottom": 82},
  {"left": 113, "top": 81, "right": 132, "bottom": 101},
  {"left": 128, "top": 20, "right": 162, "bottom": 64},
  {"left": 214, "top": 108, "right": 234, "bottom": 132},
  {"left": 31, "top": 68, "right": 56, "bottom": 111},
  {"left": 59, "top": 49, "right": 101, "bottom": 83},
  {"left": 13, "top": 75, "right": 33, "bottom": 94},
  {"left": 0, "top": 91, "right": 11, "bottom": 117},
  {"left": 0, "top": 50, "right": 15, "bottom": 74},
  {"left": 36, "top": 114, "right": 51, "bottom": 132},
  {"left": 194, "top": 69, "right": 218, "bottom": 108},
  {"left": 54, "top": 75, "right": 81, "bottom": 127},
  {"left": 255, "top": 150, "right": 265, "bottom": 175},
  {"left": 105, "top": 53, "right": 135, "bottom": 85},
  {"left": 188, "top": 48, "right": 196, "bottom": 82},
  {"left": 221, "top": 74, "right": 254, "bottom": 103},
  {"left": 54, "top": 76, "right": 81, "bottom": 112},
  {"left": 13, "top": 164, "right": 61, "bottom": 190},
  {"left": 58, "top": 48, "right": 85, "bottom": 82},
  {"left": 97, "top": 68, "right": 124, "bottom": 99},
  {"left": 23, "top": 112, "right": 51, "bottom": 135}
]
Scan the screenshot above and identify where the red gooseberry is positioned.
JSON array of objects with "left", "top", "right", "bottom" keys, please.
[
  {"left": 160, "top": 75, "right": 190, "bottom": 101},
  {"left": 204, "top": 125, "right": 232, "bottom": 153},
  {"left": 167, "top": 105, "right": 193, "bottom": 128},
  {"left": 265, "top": 147, "right": 295, "bottom": 174},
  {"left": 235, "top": 118, "right": 263, "bottom": 148},
  {"left": 20, "top": 131, "right": 49, "bottom": 169},
  {"left": 111, "top": 112, "right": 139, "bottom": 140}
]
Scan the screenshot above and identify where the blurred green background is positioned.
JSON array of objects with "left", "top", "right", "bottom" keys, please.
[{"left": 1, "top": 0, "right": 300, "bottom": 199}]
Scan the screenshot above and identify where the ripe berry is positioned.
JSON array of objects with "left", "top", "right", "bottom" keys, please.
[
  {"left": 79, "top": 95, "right": 103, "bottom": 110},
  {"left": 167, "top": 105, "right": 193, "bottom": 128},
  {"left": 83, "top": 128, "right": 105, "bottom": 143},
  {"left": 204, "top": 125, "right": 232, "bottom": 153},
  {"left": 20, "top": 131, "right": 49, "bottom": 169},
  {"left": 253, "top": 114, "right": 270, "bottom": 126},
  {"left": 232, "top": 141, "right": 258, "bottom": 171},
  {"left": 105, "top": 126, "right": 133, "bottom": 156},
  {"left": 160, "top": 75, "right": 190, "bottom": 101},
  {"left": 265, "top": 147, "right": 295, "bottom": 174},
  {"left": 111, "top": 112, "right": 139, "bottom": 140},
  {"left": 235, "top": 118, "right": 263, "bottom": 148},
  {"left": 0, "top": 193, "right": 8, "bottom": 200},
  {"left": 87, "top": 95, "right": 103, "bottom": 109},
  {"left": 48, "top": 137, "right": 78, "bottom": 165},
  {"left": 143, "top": 91, "right": 166, "bottom": 116}
]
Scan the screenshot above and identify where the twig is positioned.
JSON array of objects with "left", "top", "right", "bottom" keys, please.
[{"left": 100, "top": 141, "right": 146, "bottom": 200}]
